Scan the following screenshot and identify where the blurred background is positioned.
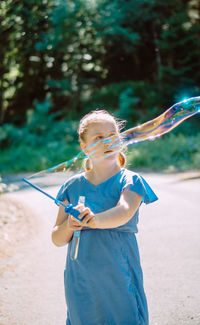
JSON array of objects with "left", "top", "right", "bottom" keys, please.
[
  {"left": 1, "top": 2, "right": 200, "bottom": 324},
  {"left": 0, "top": 0, "right": 200, "bottom": 183}
]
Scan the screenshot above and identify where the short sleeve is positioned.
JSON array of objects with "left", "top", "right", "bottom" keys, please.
[
  {"left": 122, "top": 173, "right": 158, "bottom": 205},
  {"left": 56, "top": 183, "right": 70, "bottom": 204}
]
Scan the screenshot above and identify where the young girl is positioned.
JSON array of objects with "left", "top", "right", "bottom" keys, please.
[{"left": 52, "top": 110, "right": 158, "bottom": 325}]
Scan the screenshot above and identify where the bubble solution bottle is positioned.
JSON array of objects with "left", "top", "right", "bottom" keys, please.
[{"left": 70, "top": 196, "right": 85, "bottom": 261}]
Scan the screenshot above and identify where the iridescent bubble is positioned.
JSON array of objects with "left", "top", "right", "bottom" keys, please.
[
  {"left": 25, "top": 96, "right": 200, "bottom": 193},
  {"left": 121, "top": 96, "right": 200, "bottom": 146}
]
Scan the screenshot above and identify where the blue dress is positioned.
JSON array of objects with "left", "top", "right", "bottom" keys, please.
[{"left": 56, "top": 168, "right": 158, "bottom": 325}]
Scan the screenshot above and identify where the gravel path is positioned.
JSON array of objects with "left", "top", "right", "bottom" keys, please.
[{"left": 0, "top": 172, "right": 200, "bottom": 325}]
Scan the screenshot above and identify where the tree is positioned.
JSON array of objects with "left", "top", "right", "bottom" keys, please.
[
  {"left": 5, "top": 0, "right": 53, "bottom": 124},
  {"left": 0, "top": 0, "right": 200, "bottom": 125}
]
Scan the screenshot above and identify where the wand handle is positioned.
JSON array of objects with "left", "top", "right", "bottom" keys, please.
[
  {"left": 70, "top": 196, "right": 85, "bottom": 261},
  {"left": 64, "top": 204, "right": 83, "bottom": 220}
]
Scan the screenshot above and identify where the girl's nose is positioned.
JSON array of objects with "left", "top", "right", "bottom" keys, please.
[
  {"left": 104, "top": 138, "right": 112, "bottom": 148},
  {"left": 103, "top": 137, "right": 111, "bottom": 144}
]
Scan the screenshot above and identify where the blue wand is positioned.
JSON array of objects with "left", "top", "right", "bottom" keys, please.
[{"left": 22, "top": 178, "right": 85, "bottom": 260}]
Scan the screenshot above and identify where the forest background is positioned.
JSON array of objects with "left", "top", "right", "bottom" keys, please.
[{"left": 0, "top": 0, "right": 200, "bottom": 177}]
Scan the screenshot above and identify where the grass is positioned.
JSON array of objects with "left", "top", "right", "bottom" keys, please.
[{"left": 126, "top": 132, "right": 200, "bottom": 172}]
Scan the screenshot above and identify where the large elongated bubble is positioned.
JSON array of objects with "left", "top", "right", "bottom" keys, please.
[
  {"left": 121, "top": 96, "right": 200, "bottom": 146},
  {"left": 25, "top": 96, "right": 200, "bottom": 194}
]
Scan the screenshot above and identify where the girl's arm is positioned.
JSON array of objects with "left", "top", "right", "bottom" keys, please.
[
  {"left": 95, "top": 190, "right": 142, "bottom": 229},
  {"left": 80, "top": 190, "right": 142, "bottom": 229},
  {"left": 52, "top": 199, "right": 82, "bottom": 246}
]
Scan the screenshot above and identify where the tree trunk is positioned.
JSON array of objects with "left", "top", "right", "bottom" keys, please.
[
  {"left": 152, "top": 22, "right": 162, "bottom": 82},
  {"left": 0, "top": 80, "right": 5, "bottom": 125}
]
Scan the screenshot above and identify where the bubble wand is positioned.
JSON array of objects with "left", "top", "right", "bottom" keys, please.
[{"left": 23, "top": 178, "right": 82, "bottom": 221}]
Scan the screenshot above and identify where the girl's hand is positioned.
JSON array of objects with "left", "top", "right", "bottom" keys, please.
[
  {"left": 73, "top": 204, "right": 97, "bottom": 229},
  {"left": 67, "top": 213, "right": 83, "bottom": 231},
  {"left": 86, "top": 215, "right": 97, "bottom": 229},
  {"left": 65, "top": 204, "right": 84, "bottom": 231}
]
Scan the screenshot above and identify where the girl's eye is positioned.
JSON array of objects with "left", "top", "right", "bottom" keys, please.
[{"left": 95, "top": 133, "right": 116, "bottom": 141}]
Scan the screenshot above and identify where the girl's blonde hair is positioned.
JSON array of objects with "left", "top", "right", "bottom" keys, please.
[{"left": 78, "top": 109, "right": 126, "bottom": 171}]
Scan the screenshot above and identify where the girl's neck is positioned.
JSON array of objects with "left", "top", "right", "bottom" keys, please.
[{"left": 85, "top": 163, "right": 121, "bottom": 186}]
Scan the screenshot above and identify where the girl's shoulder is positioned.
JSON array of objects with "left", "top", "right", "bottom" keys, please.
[
  {"left": 120, "top": 168, "right": 158, "bottom": 204},
  {"left": 62, "top": 172, "right": 84, "bottom": 188},
  {"left": 116, "top": 168, "right": 141, "bottom": 191},
  {"left": 56, "top": 172, "right": 84, "bottom": 203},
  {"left": 122, "top": 168, "right": 139, "bottom": 176},
  {"left": 120, "top": 168, "right": 140, "bottom": 181}
]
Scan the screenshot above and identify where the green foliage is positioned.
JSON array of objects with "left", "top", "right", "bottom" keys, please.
[
  {"left": 127, "top": 132, "right": 200, "bottom": 171},
  {"left": 0, "top": 97, "right": 79, "bottom": 173},
  {"left": 0, "top": 0, "right": 200, "bottom": 174},
  {"left": 0, "top": 95, "right": 78, "bottom": 149},
  {"left": 1, "top": 0, "right": 200, "bottom": 125},
  {"left": 117, "top": 88, "right": 140, "bottom": 123},
  {"left": 83, "top": 81, "right": 162, "bottom": 125},
  {"left": 0, "top": 141, "right": 80, "bottom": 173}
]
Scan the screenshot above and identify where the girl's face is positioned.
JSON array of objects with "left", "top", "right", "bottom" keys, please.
[{"left": 81, "top": 120, "right": 121, "bottom": 164}]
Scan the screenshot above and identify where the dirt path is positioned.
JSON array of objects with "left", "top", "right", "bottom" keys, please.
[
  {"left": 0, "top": 188, "right": 67, "bottom": 325},
  {"left": 0, "top": 172, "right": 200, "bottom": 325}
]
